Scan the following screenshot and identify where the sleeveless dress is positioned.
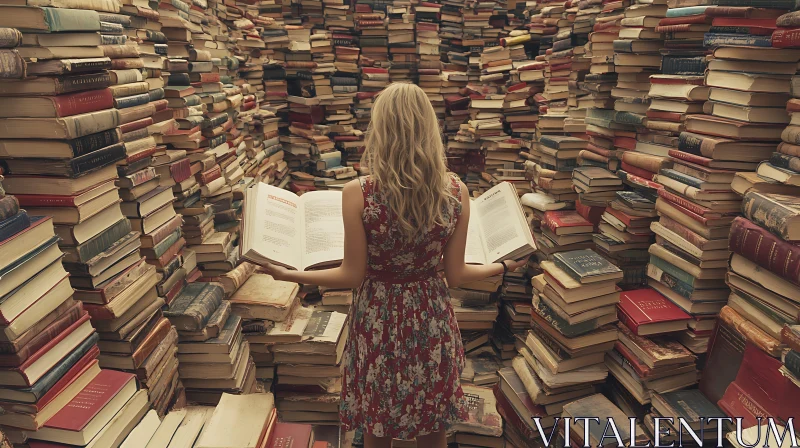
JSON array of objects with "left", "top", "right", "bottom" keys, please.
[{"left": 340, "top": 174, "right": 468, "bottom": 440}]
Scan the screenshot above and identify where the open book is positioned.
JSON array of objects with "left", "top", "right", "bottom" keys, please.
[
  {"left": 241, "top": 183, "right": 344, "bottom": 271},
  {"left": 242, "top": 179, "right": 535, "bottom": 271},
  {"left": 465, "top": 181, "right": 537, "bottom": 265}
]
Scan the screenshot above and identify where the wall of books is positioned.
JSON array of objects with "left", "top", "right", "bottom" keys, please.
[{"left": 0, "top": 0, "right": 799, "bottom": 445}]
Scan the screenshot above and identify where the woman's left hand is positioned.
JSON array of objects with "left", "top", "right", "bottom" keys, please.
[{"left": 258, "top": 262, "right": 290, "bottom": 281}]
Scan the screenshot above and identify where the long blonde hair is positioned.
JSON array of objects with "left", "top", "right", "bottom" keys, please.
[{"left": 362, "top": 83, "right": 455, "bottom": 240}]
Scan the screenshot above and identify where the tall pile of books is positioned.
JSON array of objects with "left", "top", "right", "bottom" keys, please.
[{"left": 510, "top": 249, "right": 621, "bottom": 437}]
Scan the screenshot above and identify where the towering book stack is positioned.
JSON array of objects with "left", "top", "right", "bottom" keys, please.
[
  {"left": 612, "top": 1, "right": 666, "bottom": 151},
  {"left": 583, "top": 0, "right": 622, "bottom": 165},
  {"left": 513, "top": 249, "right": 621, "bottom": 430},
  {"left": 0, "top": 174, "right": 97, "bottom": 439},
  {"left": 385, "top": 3, "right": 414, "bottom": 84},
  {"left": 165, "top": 282, "right": 255, "bottom": 404},
  {"left": 605, "top": 289, "right": 700, "bottom": 411}
]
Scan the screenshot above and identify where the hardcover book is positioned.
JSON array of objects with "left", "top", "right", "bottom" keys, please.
[{"left": 617, "top": 288, "right": 692, "bottom": 336}]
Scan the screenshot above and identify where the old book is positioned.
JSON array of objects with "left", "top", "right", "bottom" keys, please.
[
  {"left": 617, "top": 323, "right": 694, "bottom": 369},
  {"left": 0, "top": 6, "right": 100, "bottom": 32},
  {"left": 194, "top": 393, "right": 273, "bottom": 448},
  {"left": 144, "top": 409, "right": 185, "bottom": 448},
  {"left": 0, "top": 315, "right": 94, "bottom": 388},
  {"left": 0, "top": 359, "right": 100, "bottom": 431},
  {"left": 651, "top": 390, "right": 724, "bottom": 431},
  {"left": 32, "top": 370, "right": 137, "bottom": 445},
  {"left": 120, "top": 409, "right": 160, "bottom": 448},
  {"left": 177, "top": 315, "right": 240, "bottom": 355},
  {"left": 562, "top": 394, "right": 648, "bottom": 446},
  {"left": 163, "top": 282, "right": 223, "bottom": 332},
  {"left": 552, "top": 249, "right": 623, "bottom": 284},
  {"left": 0, "top": 109, "right": 120, "bottom": 140},
  {"left": 248, "top": 305, "right": 312, "bottom": 344},
  {"left": 229, "top": 274, "right": 299, "bottom": 321},
  {"left": 216, "top": 262, "right": 257, "bottom": 296},
  {"left": 451, "top": 385, "right": 503, "bottom": 437},
  {"left": 741, "top": 191, "right": 800, "bottom": 241},
  {"left": 267, "top": 423, "right": 311, "bottom": 448},
  {"left": 542, "top": 210, "right": 593, "bottom": 235},
  {"left": 617, "top": 288, "right": 692, "bottom": 336},
  {"left": 729, "top": 216, "right": 800, "bottom": 286},
  {"left": 2, "top": 164, "right": 117, "bottom": 196}
]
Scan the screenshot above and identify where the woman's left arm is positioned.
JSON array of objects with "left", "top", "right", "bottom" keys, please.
[{"left": 259, "top": 179, "right": 368, "bottom": 289}]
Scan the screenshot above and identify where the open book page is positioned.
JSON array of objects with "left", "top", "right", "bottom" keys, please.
[
  {"left": 474, "top": 182, "right": 535, "bottom": 263},
  {"left": 244, "top": 184, "right": 303, "bottom": 270},
  {"left": 465, "top": 205, "right": 488, "bottom": 265},
  {"left": 300, "top": 190, "right": 344, "bottom": 270}
]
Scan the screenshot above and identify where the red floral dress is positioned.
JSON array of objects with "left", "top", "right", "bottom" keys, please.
[{"left": 340, "top": 174, "right": 468, "bottom": 440}]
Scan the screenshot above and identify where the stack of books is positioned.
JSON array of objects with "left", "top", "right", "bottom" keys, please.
[
  {"left": 538, "top": 209, "right": 595, "bottom": 256},
  {"left": 270, "top": 309, "right": 347, "bottom": 425},
  {"left": 8, "top": 370, "right": 149, "bottom": 447},
  {"left": 0, "top": 178, "right": 99, "bottom": 438},
  {"left": 606, "top": 289, "right": 699, "bottom": 408},
  {"left": 165, "top": 282, "right": 255, "bottom": 404},
  {"left": 229, "top": 271, "right": 300, "bottom": 389},
  {"left": 572, "top": 166, "right": 623, "bottom": 207},
  {"left": 514, "top": 249, "right": 621, "bottom": 427}
]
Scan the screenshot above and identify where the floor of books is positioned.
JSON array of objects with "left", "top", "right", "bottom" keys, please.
[{"left": 1, "top": 0, "right": 800, "bottom": 445}]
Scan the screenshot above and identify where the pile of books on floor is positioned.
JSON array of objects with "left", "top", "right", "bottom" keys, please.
[
  {"left": 165, "top": 282, "right": 255, "bottom": 405},
  {"left": 497, "top": 248, "right": 621, "bottom": 443}
]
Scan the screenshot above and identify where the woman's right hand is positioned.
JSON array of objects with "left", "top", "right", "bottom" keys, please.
[{"left": 503, "top": 257, "right": 530, "bottom": 272}]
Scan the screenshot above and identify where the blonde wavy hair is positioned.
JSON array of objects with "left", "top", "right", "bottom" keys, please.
[{"left": 362, "top": 83, "right": 455, "bottom": 240}]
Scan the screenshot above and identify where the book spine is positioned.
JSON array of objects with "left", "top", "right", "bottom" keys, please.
[
  {"left": 617, "top": 310, "right": 641, "bottom": 336},
  {"left": 0, "top": 195, "right": 19, "bottom": 222},
  {"left": 28, "top": 343, "right": 99, "bottom": 404},
  {"left": 668, "top": 149, "right": 711, "bottom": 167},
  {"left": 0, "top": 212, "right": 30, "bottom": 242},
  {"left": 784, "top": 350, "right": 800, "bottom": 379},
  {"left": 646, "top": 264, "right": 696, "bottom": 299},
  {"left": 113, "top": 92, "right": 150, "bottom": 109},
  {"left": 741, "top": 191, "right": 797, "bottom": 241},
  {"left": 165, "top": 284, "right": 223, "bottom": 331},
  {"left": 649, "top": 254, "right": 697, "bottom": 286},
  {"left": 100, "top": 44, "right": 139, "bottom": 59},
  {"left": 659, "top": 14, "right": 709, "bottom": 25},
  {"left": 63, "top": 108, "right": 120, "bottom": 139},
  {"left": 768, "top": 152, "right": 800, "bottom": 173},
  {"left": 131, "top": 318, "right": 171, "bottom": 368},
  {"left": 703, "top": 33, "right": 772, "bottom": 47},
  {"left": 0, "top": 28, "right": 22, "bottom": 48},
  {"left": 75, "top": 219, "right": 131, "bottom": 263},
  {"left": 51, "top": 89, "right": 113, "bottom": 117},
  {"left": 719, "top": 306, "right": 780, "bottom": 356},
  {"left": 42, "top": 7, "right": 101, "bottom": 32},
  {"left": 59, "top": 72, "right": 112, "bottom": 95},
  {"left": 729, "top": 216, "right": 800, "bottom": 286},
  {"left": 777, "top": 11, "right": 800, "bottom": 27},
  {"left": 0, "top": 50, "right": 25, "bottom": 79},
  {"left": 170, "top": 158, "right": 191, "bottom": 183},
  {"left": 109, "top": 81, "right": 148, "bottom": 98},
  {"left": 68, "top": 142, "right": 126, "bottom": 177},
  {"left": 0, "top": 309, "right": 85, "bottom": 367},
  {"left": 149, "top": 228, "right": 181, "bottom": 259},
  {"left": 782, "top": 326, "right": 800, "bottom": 352},
  {"left": 153, "top": 237, "right": 184, "bottom": 267}
]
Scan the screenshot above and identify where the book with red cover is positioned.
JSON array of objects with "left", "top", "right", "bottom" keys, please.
[
  {"left": 699, "top": 319, "right": 745, "bottom": 404},
  {"left": 576, "top": 200, "right": 604, "bottom": 227},
  {"left": 542, "top": 210, "right": 593, "bottom": 235},
  {"left": 617, "top": 289, "right": 692, "bottom": 336},
  {"left": 43, "top": 369, "right": 135, "bottom": 432},
  {"left": 728, "top": 216, "right": 800, "bottom": 287},
  {"left": 717, "top": 344, "right": 783, "bottom": 428},
  {"left": 267, "top": 422, "right": 312, "bottom": 448}
]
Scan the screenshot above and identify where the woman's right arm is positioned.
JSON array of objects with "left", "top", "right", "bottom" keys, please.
[{"left": 443, "top": 180, "right": 527, "bottom": 288}]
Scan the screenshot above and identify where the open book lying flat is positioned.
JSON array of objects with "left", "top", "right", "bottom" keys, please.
[
  {"left": 241, "top": 179, "right": 536, "bottom": 271},
  {"left": 465, "top": 181, "right": 537, "bottom": 265},
  {"left": 241, "top": 183, "right": 344, "bottom": 271}
]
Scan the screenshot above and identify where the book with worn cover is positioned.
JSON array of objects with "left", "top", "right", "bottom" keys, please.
[
  {"left": 164, "top": 282, "right": 223, "bottom": 332},
  {"left": 552, "top": 249, "right": 623, "bottom": 284}
]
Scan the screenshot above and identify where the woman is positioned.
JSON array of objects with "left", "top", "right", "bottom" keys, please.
[{"left": 260, "top": 83, "right": 527, "bottom": 448}]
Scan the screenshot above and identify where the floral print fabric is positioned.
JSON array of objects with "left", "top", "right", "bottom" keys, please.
[{"left": 340, "top": 175, "right": 468, "bottom": 440}]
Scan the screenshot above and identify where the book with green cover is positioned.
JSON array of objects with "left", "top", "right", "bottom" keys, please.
[{"left": 552, "top": 249, "right": 623, "bottom": 284}]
